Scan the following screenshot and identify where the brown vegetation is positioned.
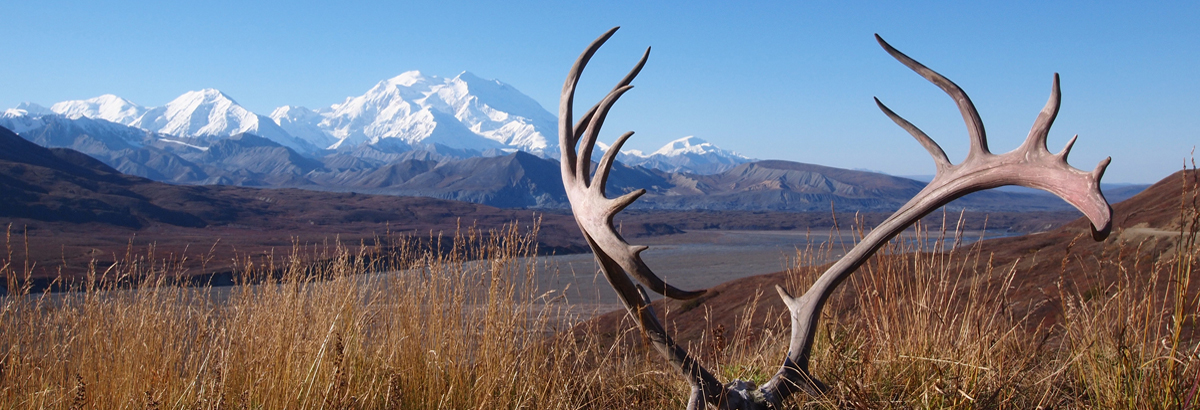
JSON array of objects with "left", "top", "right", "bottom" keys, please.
[
  {"left": 588, "top": 168, "right": 1199, "bottom": 407},
  {"left": 0, "top": 169, "right": 1194, "bottom": 408}
]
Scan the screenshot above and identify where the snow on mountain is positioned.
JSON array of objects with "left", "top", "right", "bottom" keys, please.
[
  {"left": 38, "top": 90, "right": 320, "bottom": 153},
  {"left": 20, "top": 71, "right": 561, "bottom": 156},
  {"left": 616, "top": 136, "right": 752, "bottom": 174},
  {"left": 50, "top": 94, "right": 145, "bottom": 124},
  {"left": 430, "top": 72, "right": 556, "bottom": 152},
  {"left": 653, "top": 136, "right": 736, "bottom": 157},
  {"left": 2, "top": 106, "right": 51, "bottom": 134},
  {"left": 128, "top": 89, "right": 318, "bottom": 153},
  {"left": 9, "top": 102, "right": 54, "bottom": 117},
  {"left": 0, "top": 110, "right": 149, "bottom": 153},
  {"left": 272, "top": 71, "right": 554, "bottom": 154},
  {"left": 11, "top": 72, "right": 743, "bottom": 167},
  {"left": 269, "top": 105, "right": 338, "bottom": 149}
]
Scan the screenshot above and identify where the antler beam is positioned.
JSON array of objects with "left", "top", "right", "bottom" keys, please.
[{"left": 559, "top": 28, "right": 1112, "bottom": 409}]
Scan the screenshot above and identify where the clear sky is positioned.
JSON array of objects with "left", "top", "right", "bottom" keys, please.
[{"left": 3, "top": 1, "right": 1196, "bottom": 183}]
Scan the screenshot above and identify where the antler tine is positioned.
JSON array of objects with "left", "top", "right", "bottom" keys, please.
[
  {"left": 595, "top": 131, "right": 635, "bottom": 195},
  {"left": 1091, "top": 156, "right": 1113, "bottom": 241},
  {"left": 560, "top": 27, "right": 620, "bottom": 175},
  {"left": 875, "top": 97, "right": 952, "bottom": 172},
  {"left": 1094, "top": 156, "right": 1111, "bottom": 181},
  {"left": 577, "top": 85, "right": 634, "bottom": 186},
  {"left": 560, "top": 28, "right": 705, "bottom": 301},
  {"left": 875, "top": 34, "right": 990, "bottom": 159},
  {"left": 1020, "top": 73, "right": 1062, "bottom": 154},
  {"left": 573, "top": 47, "right": 651, "bottom": 142},
  {"left": 570, "top": 47, "right": 650, "bottom": 187},
  {"left": 1059, "top": 134, "right": 1078, "bottom": 160}
]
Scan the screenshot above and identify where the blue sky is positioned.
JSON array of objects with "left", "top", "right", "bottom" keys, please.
[{"left": 3, "top": 1, "right": 1196, "bottom": 183}]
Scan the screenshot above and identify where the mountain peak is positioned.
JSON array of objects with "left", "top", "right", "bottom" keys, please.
[
  {"left": 453, "top": 71, "right": 491, "bottom": 84},
  {"left": 123, "top": 89, "right": 321, "bottom": 153},
  {"left": 385, "top": 71, "right": 431, "bottom": 87},
  {"left": 615, "top": 135, "right": 752, "bottom": 174},
  {"left": 653, "top": 136, "right": 722, "bottom": 156},
  {"left": 49, "top": 94, "right": 144, "bottom": 123},
  {"left": 173, "top": 88, "right": 237, "bottom": 105},
  {"left": 270, "top": 105, "right": 317, "bottom": 119},
  {"left": 91, "top": 94, "right": 133, "bottom": 105}
]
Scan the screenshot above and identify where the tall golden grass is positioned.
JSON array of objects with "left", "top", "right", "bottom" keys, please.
[
  {"left": 684, "top": 168, "right": 1199, "bottom": 409},
  {"left": 2, "top": 224, "right": 616, "bottom": 409},
  {"left": 0, "top": 170, "right": 1196, "bottom": 409}
]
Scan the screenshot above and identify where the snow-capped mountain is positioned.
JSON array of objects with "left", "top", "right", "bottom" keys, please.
[
  {"left": 271, "top": 71, "right": 555, "bottom": 154},
  {"left": 2, "top": 106, "right": 51, "bottom": 134},
  {"left": 7, "top": 103, "right": 54, "bottom": 118},
  {"left": 270, "top": 105, "right": 338, "bottom": 149},
  {"left": 134, "top": 89, "right": 319, "bottom": 153},
  {"left": 50, "top": 94, "right": 145, "bottom": 124},
  {"left": 1, "top": 107, "right": 1087, "bottom": 214},
  {"left": 616, "top": 136, "right": 751, "bottom": 174},
  {"left": 0, "top": 109, "right": 192, "bottom": 180},
  {"left": 9, "top": 72, "right": 747, "bottom": 174},
  {"left": 0, "top": 108, "right": 148, "bottom": 150},
  {"left": 44, "top": 90, "right": 319, "bottom": 153}
]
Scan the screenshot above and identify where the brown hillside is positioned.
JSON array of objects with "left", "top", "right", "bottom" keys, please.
[
  {"left": 0, "top": 126, "right": 595, "bottom": 283},
  {"left": 586, "top": 169, "right": 1199, "bottom": 351}
]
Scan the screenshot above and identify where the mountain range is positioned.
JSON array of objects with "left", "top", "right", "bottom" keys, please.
[
  {"left": 14, "top": 71, "right": 732, "bottom": 161},
  {"left": 0, "top": 124, "right": 601, "bottom": 280},
  {"left": 3, "top": 71, "right": 1144, "bottom": 213},
  {"left": 6, "top": 118, "right": 1151, "bottom": 283}
]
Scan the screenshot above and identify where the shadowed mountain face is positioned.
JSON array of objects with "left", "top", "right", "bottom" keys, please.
[
  {"left": 335, "top": 152, "right": 673, "bottom": 209},
  {"left": 0, "top": 127, "right": 206, "bottom": 228},
  {"left": 636, "top": 160, "right": 1089, "bottom": 213},
  {"left": 194, "top": 134, "right": 326, "bottom": 186},
  {"left": 641, "top": 160, "right": 926, "bottom": 211}
]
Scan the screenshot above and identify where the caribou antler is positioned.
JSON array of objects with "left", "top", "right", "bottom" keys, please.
[
  {"left": 759, "top": 34, "right": 1112, "bottom": 401},
  {"left": 560, "top": 29, "right": 1112, "bottom": 409},
  {"left": 560, "top": 27, "right": 723, "bottom": 409}
]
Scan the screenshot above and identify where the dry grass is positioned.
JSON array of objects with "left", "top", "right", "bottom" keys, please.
[
  {"left": 1, "top": 170, "right": 1197, "bottom": 409},
  {"left": 793, "top": 168, "right": 1198, "bottom": 408},
  {"left": 643, "top": 168, "right": 1199, "bottom": 408},
  {"left": 0, "top": 223, "right": 665, "bottom": 409}
]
